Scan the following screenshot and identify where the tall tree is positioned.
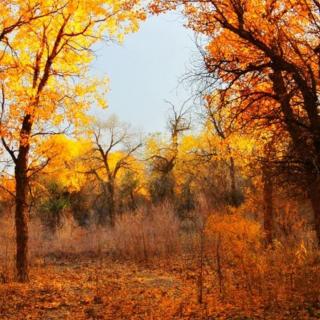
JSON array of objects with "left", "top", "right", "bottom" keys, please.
[
  {"left": 0, "top": 0, "right": 144, "bottom": 281},
  {"left": 151, "top": 0, "right": 320, "bottom": 244},
  {"left": 147, "top": 103, "right": 191, "bottom": 204},
  {"left": 86, "top": 116, "right": 142, "bottom": 226}
]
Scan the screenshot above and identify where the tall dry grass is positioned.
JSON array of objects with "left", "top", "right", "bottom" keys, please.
[
  {"left": 0, "top": 201, "right": 319, "bottom": 317},
  {"left": 0, "top": 204, "right": 184, "bottom": 268},
  {"left": 0, "top": 213, "right": 15, "bottom": 282}
]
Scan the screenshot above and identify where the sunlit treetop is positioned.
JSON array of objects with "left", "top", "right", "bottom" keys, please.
[
  {"left": 150, "top": 0, "right": 320, "bottom": 134},
  {"left": 0, "top": 0, "right": 145, "bottom": 157},
  {"left": 34, "top": 135, "right": 91, "bottom": 191}
]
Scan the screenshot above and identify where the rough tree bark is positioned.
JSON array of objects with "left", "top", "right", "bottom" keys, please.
[{"left": 15, "top": 114, "right": 32, "bottom": 282}]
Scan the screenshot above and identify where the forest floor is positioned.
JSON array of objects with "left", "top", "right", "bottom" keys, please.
[{"left": 0, "top": 254, "right": 319, "bottom": 320}]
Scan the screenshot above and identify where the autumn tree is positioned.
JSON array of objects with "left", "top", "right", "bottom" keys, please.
[
  {"left": 151, "top": 0, "right": 320, "bottom": 244},
  {"left": 147, "top": 103, "right": 191, "bottom": 204},
  {"left": 0, "top": 0, "right": 144, "bottom": 281},
  {"left": 85, "top": 116, "right": 142, "bottom": 226},
  {"left": 32, "top": 135, "right": 91, "bottom": 230},
  {"left": 0, "top": 1, "right": 60, "bottom": 51}
]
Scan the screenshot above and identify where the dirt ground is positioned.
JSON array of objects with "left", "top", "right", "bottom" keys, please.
[{"left": 0, "top": 254, "right": 319, "bottom": 320}]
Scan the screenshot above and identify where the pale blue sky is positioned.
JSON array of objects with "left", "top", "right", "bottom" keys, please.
[{"left": 91, "top": 13, "right": 196, "bottom": 133}]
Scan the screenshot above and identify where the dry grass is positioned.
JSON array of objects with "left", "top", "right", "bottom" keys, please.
[
  {"left": 0, "top": 204, "right": 184, "bottom": 274},
  {"left": 0, "top": 205, "right": 319, "bottom": 319},
  {"left": 31, "top": 204, "right": 183, "bottom": 262}
]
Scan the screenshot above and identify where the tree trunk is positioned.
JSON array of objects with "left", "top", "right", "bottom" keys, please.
[
  {"left": 107, "top": 181, "right": 115, "bottom": 227},
  {"left": 270, "top": 69, "right": 320, "bottom": 245},
  {"left": 15, "top": 163, "right": 29, "bottom": 282},
  {"left": 15, "top": 115, "right": 32, "bottom": 282},
  {"left": 14, "top": 115, "right": 32, "bottom": 282},
  {"left": 129, "top": 191, "right": 137, "bottom": 211},
  {"left": 262, "top": 164, "right": 274, "bottom": 246},
  {"left": 109, "top": 195, "right": 115, "bottom": 227}
]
